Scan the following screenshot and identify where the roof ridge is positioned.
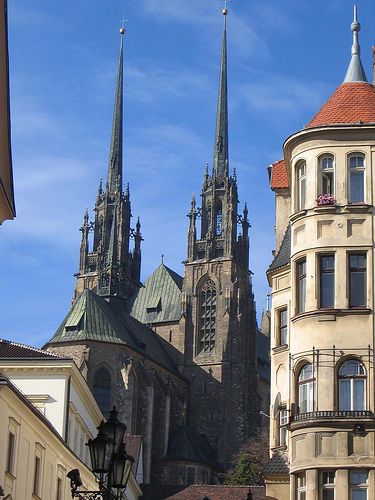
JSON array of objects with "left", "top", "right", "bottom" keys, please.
[{"left": 0, "top": 338, "right": 69, "bottom": 359}]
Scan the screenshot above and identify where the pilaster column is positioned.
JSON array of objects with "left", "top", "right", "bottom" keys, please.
[
  {"left": 306, "top": 469, "right": 318, "bottom": 500},
  {"left": 335, "top": 469, "right": 348, "bottom": 500}
]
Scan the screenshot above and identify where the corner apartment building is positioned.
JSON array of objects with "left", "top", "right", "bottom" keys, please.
[{"left": 264, "top": 8, "right": 375, "bottom": 500}]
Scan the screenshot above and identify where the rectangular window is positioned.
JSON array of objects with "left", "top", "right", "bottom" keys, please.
[
  {"left": 56, "top": 478, "right": 62, "bottom": 500},
  {"left": 321, "top": 471, "right": 335, "bottom": 500},
  {"left": 6, "top": 432, "right": 15, "bottom": 475},
  {"left": 279, "top": 407, "right": 288, "bottom": 447},
  {"left": 320, "top": 255, "right": 335, "bottom": 308},
  {"left": 33, "top": 456, "right": 41, "bottom": 496},
  {"left": 350, "top": 470, "right": 368, "bottom": 500},
  {"left": 296, "top": 473, "right": 306, "bottom": 500},
  {"left": 186, "top": 466, "right": 196, "bottom": 485},
  {"left": 349, "top": 254, "right": 366, "bottom": 307},
  {"left": 279, "top": 308, "right": 288, "bottom": 345},
  {"left": 296, "top": 259, "right": 306, "bottom": 314}
]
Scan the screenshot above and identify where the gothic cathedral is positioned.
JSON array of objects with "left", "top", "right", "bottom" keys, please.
[{"left": 45, "top": 9, "right": 269, "bottom": 488}]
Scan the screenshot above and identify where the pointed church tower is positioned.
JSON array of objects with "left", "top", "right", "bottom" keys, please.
[
  {"left": 74, "top": 28, "right": 142, "bottom": 303},
  {"left": 181, "top": 7, "right": 258, "bottom": 467}
]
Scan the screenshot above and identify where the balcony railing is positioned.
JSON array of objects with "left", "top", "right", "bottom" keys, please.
[{"left": 292, "top": 410, "right": 374, "bottom": 422}]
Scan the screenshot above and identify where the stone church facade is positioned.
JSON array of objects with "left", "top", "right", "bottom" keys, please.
[{"left": 45, "top": 10, "right": 269, "bottom": 487}]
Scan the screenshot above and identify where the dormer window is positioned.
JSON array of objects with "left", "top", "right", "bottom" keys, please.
[
  {"left": 319, "top": 155, "right": 334, "bottom": 196},
  {"left": 348, "top": 154, "right": 365, "bottom": 203}
]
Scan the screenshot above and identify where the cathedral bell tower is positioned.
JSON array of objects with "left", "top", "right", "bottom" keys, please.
[
  {"left": 74, "top": 28, "right": 142, "bottom": 303},
  {"left": 181, "top": 7, "right": 258, "bottom": 467}
]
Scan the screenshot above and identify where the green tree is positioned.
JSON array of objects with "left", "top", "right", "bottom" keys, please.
[{"left": 225, "top": 428, "right": 269, "bottom": 486}]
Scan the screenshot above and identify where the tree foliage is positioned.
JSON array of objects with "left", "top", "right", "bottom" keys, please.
[{"left": 225, "top": 428, "right": 269, "bottom": 486}]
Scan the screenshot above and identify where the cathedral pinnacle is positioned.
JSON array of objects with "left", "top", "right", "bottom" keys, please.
[
  {"left": 212, "top": 3, "right": 229, "bottom": 178},
  {"left": 344, "top": 4, "right": 368, "bottom": 83},
  {"left": 107, "top": 28, "right": 125, "bottom": 193}
]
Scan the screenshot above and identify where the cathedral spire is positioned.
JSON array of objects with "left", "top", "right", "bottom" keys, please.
[
  {"left": 107, "top": 27, "right": 125, "bottom": 193},
  {"left": 344, "top": 4, "right": 368, "bottom": 83},
  {"left": 212, "top": 7, "right": 229, "bottom": 178}
]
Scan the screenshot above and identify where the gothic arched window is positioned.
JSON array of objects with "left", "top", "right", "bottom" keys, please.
[
  {"left": 93, "top": 366, "right": 112, "bottom": 417},
  {"left": 198, "top": 279, "right": 217, "bottom": 354},
  {"left": 216, "top": 203, "right": 222, "bottom": 236}
]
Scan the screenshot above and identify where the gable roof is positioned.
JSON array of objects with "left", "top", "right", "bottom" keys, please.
[
  {"left": 267, "top": 225, "right": 291, "bottom": 274},
  {"left": 165, "top": 425, "right": 222, "bottom": 471},
  {"left": 129, "top": 264, "right": 183, "bottom": 325},
  {"left": 0, "top": 339, "right": 69, "bottom": 360},
  {"left": 270, "top": 159, "right": 289, "bottom": 190},
  {"left": 46, "top": 289, "right": 179, "bottom": 375},
  {"left": 306, "top": 82, "right": 375, "bottom": 129}
]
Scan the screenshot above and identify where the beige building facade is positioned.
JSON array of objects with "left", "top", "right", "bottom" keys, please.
[{"left": 264, "top": 9, "right": 375, "bottom": 500}]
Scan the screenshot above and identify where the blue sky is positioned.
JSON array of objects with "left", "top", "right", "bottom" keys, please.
[{"left": 2, "top": 0, "right": 375, "bottom": 346}]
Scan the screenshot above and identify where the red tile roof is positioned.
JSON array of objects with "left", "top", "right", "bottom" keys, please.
[
  {"left": 307, "top": 82, "right": 375, "bottom": 128},
  {"left": 270, "top": 159, "right": 288, "bottom": 190},
  {"left": 165, "top": 485, "right": 265, "bottom": 500}
]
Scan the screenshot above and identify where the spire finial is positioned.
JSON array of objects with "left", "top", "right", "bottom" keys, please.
[
  {"left": 344, "top": 4, "right": 368, "bottom": 83},
  {"left": 120, "top": 13, "right": 127, "bottom": 35},
  {"left": 161, "top": 254, "right": 164, "bottom": 264},
  {"left": 221, "top": 0, "right": 231, "bottom": 16}
]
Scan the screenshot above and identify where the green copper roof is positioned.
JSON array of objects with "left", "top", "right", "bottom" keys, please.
[
  {"left": 129, "top": 264, "right": 183, "bottom": 325},
  {"left": 47, "top": 289, "right": 178, "bottom": 374}
]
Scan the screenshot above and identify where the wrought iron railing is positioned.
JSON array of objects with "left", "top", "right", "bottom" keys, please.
[{"left": 292, "top": 410, "right": 374, "bottom": 422}]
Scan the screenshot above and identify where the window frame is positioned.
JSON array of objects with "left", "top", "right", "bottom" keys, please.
[
  {"left": 6, "top": 431, "right": 15, "bottom": 476},
  {"left": 348, "top": 153, "right": 365, "bottom": 204},
  {"left": 297, "top": 363, "right": 315, "bottom": 414},
  {"left": 320, "top": 470, "right": 335, "bottom": 500},
  {"left": 348, "top": 253, "right": 367, "bottom": 308},
  {"left": 296, "top": 258, "right": 307, "bottom": 314},
  {"left": 278, "top": 406, "right": 288, "bottom": 448},
  {"left": 278, "top": 307, "right": 288, "bottom": 346},
  {"left": 350, "top": 470, "right": 368, "bottom": 500},
  {"left": 338, "top": 359, "right": 366, "bottom": 411},
  {"left": 33, "top": 455, "right": 41, "bottom": 497},
  {"left": 319, "top": 154, "right": 335, "bottom": 196},
  {"left": 296, "top": 162, "right": 307, "bottom": 211},
  {"left": 319, "top": 254, "right": 335, "bottom": 309},
  {"left": 296, "top": 473, "right": 306, "bottom": 500}
]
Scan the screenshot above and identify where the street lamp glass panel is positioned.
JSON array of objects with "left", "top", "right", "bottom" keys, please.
[
  {"left": 87, "top": 424, "right": 113, "bottom": 474},
  {"left": 111, "top": 444, "right": 134, "bottom": 489},
  {"left": 103, "top": 407, "right": 127, "bottom": 454}
]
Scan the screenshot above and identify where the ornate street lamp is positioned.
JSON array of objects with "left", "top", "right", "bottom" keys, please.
[{"left": 67, "top": 407, "right": 134, "bottom": 499}]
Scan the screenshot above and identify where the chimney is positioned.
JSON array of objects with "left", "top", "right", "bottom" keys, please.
[{"left": 373, "top": 46, "right": 375, "bottom": 85}]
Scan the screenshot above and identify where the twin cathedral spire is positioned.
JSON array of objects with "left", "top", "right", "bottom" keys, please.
[
  {"left": 75, "top": 27, "right": 142, "bottom": 303},
  {"left": 187, "top": 8, "right": 250, "bottom": 270},
  {"left": 75, "top": 5, "right": 250, "bottom": 304}
]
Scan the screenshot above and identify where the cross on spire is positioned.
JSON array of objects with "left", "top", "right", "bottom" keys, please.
[{"left": 221, "top": 0, "right": 232, "bottom": 15}]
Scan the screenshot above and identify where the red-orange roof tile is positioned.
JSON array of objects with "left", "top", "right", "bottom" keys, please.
[
  {"left": 270, "top": 159, "right": 289, "bottom": 190},
  {"left": 165, "top": 485, "right": 266, "bottom": 500},
  {"left": 307, "top": 82, "right": 375, "bottom": 128}
]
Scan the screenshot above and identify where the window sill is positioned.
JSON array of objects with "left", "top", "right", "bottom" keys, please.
[
  {"left": 5, "top": 471, "right": 16, "bottom": 481},
  {"left": 272, "top": 344, "right": 289, "bottom": 353},
  {"left": 291, "top": 308, "right": 371, "bottom": 322},
  {"left": 271, "top": 445, "right": 287, "bottom": 452},
  {"left": 313, "top": 205, "right": 337, "bottom": 213},
  {"left": 290, "top": 209, "right": 307, "bottom": 223},
  {"left": 343, "top": 203, "right": 371, "bottom": 213}
]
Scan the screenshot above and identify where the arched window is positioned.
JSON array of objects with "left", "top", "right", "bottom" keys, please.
[
  {"left": 198, "top": 279, "right": 217, "bottom": 354},
  {"left": 338, "top": 360, "right": 366, "bottom": 411},
  {"left": 296, "top": 162, "right": 306, "bottom": 211},
  {"left": 297, "top": 364, "right": 315, "bottom": 413},
  {"left": 348, "top": 154, "right": 365, "bottom": 203},
  {"left": 216, "top": 203, "right": 222, "bottom": 236},
  {"left": 93, "top": 366, "right": 112, "bottom": 417},
  {"left": 319, "top": 154, "right": 334, "bottom": 195}
]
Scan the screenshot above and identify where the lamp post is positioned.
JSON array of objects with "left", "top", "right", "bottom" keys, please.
[{"left": 67, "top": 407, "right": 134, "bottom": 500}]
